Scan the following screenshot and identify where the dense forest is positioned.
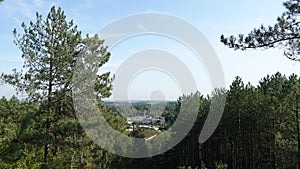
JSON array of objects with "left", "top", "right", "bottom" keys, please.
[
  {"left": 1, "top": 2, "right": 300, "bottom": 169},
  {"left": 1, "top": 72, "right": 300, "bottom": 169}
]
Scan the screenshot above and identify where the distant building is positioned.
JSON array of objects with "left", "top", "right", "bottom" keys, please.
[
  {"left": 126, "top": 115, "right": 165, "bottom": 128},
  {"left": 158, "top": 116, "right": 165, "bottom": 125},
  {"left": 126, "top": 119, "right": 133, "bottom": 125},
  {"left": 140, "top": 117, "right": 153, "bottom": 125}
]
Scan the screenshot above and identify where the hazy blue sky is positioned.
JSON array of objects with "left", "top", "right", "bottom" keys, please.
[{"left": 1, "top": 0, "right": 299, "bottom": 100}]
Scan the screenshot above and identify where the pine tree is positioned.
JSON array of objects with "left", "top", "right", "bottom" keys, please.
[
  {"left": 1, "top": 6, "right": 112, "bottom": 167},
  {"left": 221, "top": 0, "right": 300, "bottom": 61}
]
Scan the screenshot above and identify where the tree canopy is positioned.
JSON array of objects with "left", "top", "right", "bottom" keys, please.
[
  {"left": 1, "top": 5, "right": 113, "bottom": 168},
  {"left": 1, "top": 3, "right": 300, "bottom": 169},
  {"left": 221, "top": 0, "right": 300, "bottom": 61},
  {"left": 2, "top": 72, "right": 300, "bottom": 168}
]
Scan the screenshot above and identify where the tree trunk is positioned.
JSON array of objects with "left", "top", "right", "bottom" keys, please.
[
  {"left": 79, "top": 148, "right": 84, "bottom": 168},
  {"left": 53, "top": 136, "right": 59, "bottom": 156},
  {"left": 45, "top": 47, "right": 53, "bottom": 165},
  {"left": 71, "top": 150, "right": 76, "bottom": 169},
  {"left": 295, "top": 94, "right": 300, "bottom": 169}
]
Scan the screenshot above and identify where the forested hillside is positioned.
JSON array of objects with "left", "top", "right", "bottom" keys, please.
[
  {"left": 1, "top": 2, "right": 300, "bottom": 169},
  {"left": 1, "top": 72, "right": 300, "bottom": 169}
]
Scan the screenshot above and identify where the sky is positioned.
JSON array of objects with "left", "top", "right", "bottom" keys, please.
[{"left": 0, "top": 0, "right": 300, "bottom": 101}]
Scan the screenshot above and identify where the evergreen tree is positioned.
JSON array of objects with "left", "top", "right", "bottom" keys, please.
[
  {"left": 221, "top": 0, "right": 300, "bottom": 61},
  {"left": 1, "top": 6, "right": 112, "bottom": 167}
]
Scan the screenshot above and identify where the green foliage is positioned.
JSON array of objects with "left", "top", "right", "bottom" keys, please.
[
  {"left": 202, "top": 72, "right": 300, "bottom": 169},
  {"left": 215, "top": 161, "right": 228, "bottom": 169},
  {"left": 0, "top": 5, "right": 114, "bottom": 168},
  {"left": 1, "top": 72, "right": 300, "bottom": 168},
  {"left": 177, "top": 166, "right": 193, "bottom": 169},
  {"left": 221, "top": 0, "right": 300, "bottom": 61},
  {"left": 1, "top": 3, "right": 300, "bottom": 169}
]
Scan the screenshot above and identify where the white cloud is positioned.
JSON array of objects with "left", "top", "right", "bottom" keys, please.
[
  {"left": 12, "top": 1, "right": 35, "bottom": 20},
  {"left": 4, "top": 0, "right": 46, "bottom": 23},
  {"left": 33, "top": 0, "right": 44, "bottom": 7},
  {"left": 101, "top": 33, "right": 128, "bottom": 38},
  {"left": 137, "top": 24, "right": 147, "bottom": 31}
]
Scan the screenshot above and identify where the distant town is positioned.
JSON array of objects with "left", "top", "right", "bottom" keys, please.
[
  {"left": 104, "top": 100, "right": 174, "bottom": 137},
  {"left": 126, "top": 115, "right": 165, "bottom": 131}
]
